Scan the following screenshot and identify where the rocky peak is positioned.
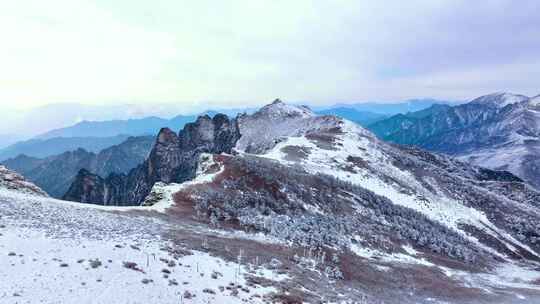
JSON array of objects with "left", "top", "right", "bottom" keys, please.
[
  {"left": 152, "top": 128, "right": 181, "bottom": 159},
  {"left": 179, "top": 114, "right": 239, "bottom": 151},
  {"left": 146, "top": 113, "right": 240, "bottom": 199},
  {"left": 470, "top": 92, "right": 529, "bottom": 108},
  {"left": 179, "top": 115, "right": 215, "bottom": 149},
  {"left": 63, "top": 168, "right": 129, "bottom": 206},
  {"left": 148, "top": 128, "right": 182, "bottom": 184},
  {"left": 254, "top": 98, "right": 314, "bottom": 120},
  {"left": 156, "top": 127, "right": 179, "bottom": 145},
  {"left": 236, "top": 99, "right": 345, "bottom": 154},
  {"left": 0, "top": 165, "right": 48, "bottom": 196},
  {"left": 64, "top": 113, "right": 241, "bottom": 205},
  {"left": 528, "top": 94, "right": 540, "bottom": 108}
]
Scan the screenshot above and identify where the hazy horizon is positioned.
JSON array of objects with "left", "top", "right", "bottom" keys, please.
[
  {"left": 1, "top": 0, "right": 539, "bottom": 113},
  {"left": 1, "top": 96, "right": 462, "bottom": 139}
]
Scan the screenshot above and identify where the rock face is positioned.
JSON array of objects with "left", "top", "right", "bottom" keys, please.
[
  {"left": 0, "top": 165, "right": 48, "bottom": 196},
  {"left": 2, "top": 136, "right": 154, "bottom": 198},
  {"left": 62, "top": 169, "right": 127, "bottom": 205},
  {"left": 368, "top": 92, "right": 540, "bottom": 189},
  {"left": 64, "top": 114, "right": 240, "bottom": 205}
]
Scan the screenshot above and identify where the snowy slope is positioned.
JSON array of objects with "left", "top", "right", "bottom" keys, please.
[
  {"left": 135, "top": 101, "right": 537, "bottom": 302},
  {"left": 258, "top": 119, "right": 538, "bottom": 259},
  {"left": 0, "top": 228, "right": 276, "bottom": 304},
  {"left": 0, "top": 183, "right": 284, "bottom": 303},
  {"left": 232, "top": 101, "right": 540, "bottom": 263},
  {"left": 469, "top": 92, "right": 529, "bottom": 108}
]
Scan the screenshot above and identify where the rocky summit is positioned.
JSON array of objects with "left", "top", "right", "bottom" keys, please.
[{"left": 64, "top": 114, "right": 240, "bottom": 205}]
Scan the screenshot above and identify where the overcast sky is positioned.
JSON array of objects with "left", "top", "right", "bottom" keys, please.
[{"left": 1, "top": 0, "right": 539, "bottom": 112}]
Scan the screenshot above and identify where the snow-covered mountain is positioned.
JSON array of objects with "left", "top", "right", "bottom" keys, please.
[
  {"left": 369, "top": 92, "right": 540, "bottom": 190},
  {"left": 2, "top": 100, "right": 540, "bottom": 303}
]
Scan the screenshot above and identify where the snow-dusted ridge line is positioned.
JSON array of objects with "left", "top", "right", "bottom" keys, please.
[
  {"left": 470, "top": 92, "right": 529, "bottom": 108},
  {"left": 259, "top": 118, "right": 539, "bottom": 260}
]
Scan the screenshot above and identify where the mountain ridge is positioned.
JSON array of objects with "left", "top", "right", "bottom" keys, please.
[
  {"left": 368, "top": 92, "right": 540, "bottom": 189},
  {"left": 2, "top": 136, "right": 154, "bottom": 198},
  {"left": 0, "top": 135, "right": 132, "bottom": 161},
  {"left": 36, "top": 115, "right": 196, "bottom": 140},
  {"left": 63, "top": 114, "right": 240, "bottom": 205}
]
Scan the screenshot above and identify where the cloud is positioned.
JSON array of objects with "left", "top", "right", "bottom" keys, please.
[{"left": 0, "top": 0, "right": 538, "bottom": 112}]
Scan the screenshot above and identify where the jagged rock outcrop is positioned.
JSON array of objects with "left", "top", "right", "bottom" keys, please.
[
  {"left": 64, "top": 114, "right": 240, "bottom": 205},
  {"left": 0, "top": 165, "right": 48, "bottom": 196},
  {"left": 62, "top": 169, "right": 128, "bottom": 205},
  {"left": 2, "top": 136, "right": 154, "bottom": 198}
]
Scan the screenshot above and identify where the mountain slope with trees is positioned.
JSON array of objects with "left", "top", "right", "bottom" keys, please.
[{"left": 368, "top": 92, "right": 540, "bottom": 189}]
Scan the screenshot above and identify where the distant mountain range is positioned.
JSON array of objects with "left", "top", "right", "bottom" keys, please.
[
  {"left": 323, "top": 98, "right": 460, "bottom": 115},
  {"left": 2, "top": 136, "right": 154, "bottom": 198},
  {"left": 1, "top": 102, "right": 194, "bottom": 138},
  {"left": 314, "top": 108, "right": 388, "bottom": 126},
  {"left": 368, "top": 92, "right": 540, "bottom": 189},
  {"left": 0, "top": 134, "right": 19, "bottom": 150},
  {"left": 0, "top": 135, "right": 132, "bottom": 161},
  {"left": 36, "top": 108, "right": 258, "bottom": 140},
  {"left": 311, "top": 98, "right": 458, "bottom": 127},
  {"left": 38, "top": 101, "right": 444, "bottom": 140},
  {"left": 0, "top": 99, "right": 452, "bottom": 163},
  {"left": 37, "top": 115, "right": 196, "bottom": 139}
]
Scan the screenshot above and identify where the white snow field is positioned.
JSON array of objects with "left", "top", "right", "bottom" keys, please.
[{"left": 0, "top": 188, "right": 279, "bottom": 304}]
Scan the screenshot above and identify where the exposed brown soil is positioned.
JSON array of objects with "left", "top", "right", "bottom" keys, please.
[{"left": 305, "top": 130, "right": 340, "bottom": 150}]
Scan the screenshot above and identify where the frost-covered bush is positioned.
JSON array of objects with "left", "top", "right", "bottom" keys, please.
[{"left": 190, "top": 155, "right": 481, "bottom": 262}]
